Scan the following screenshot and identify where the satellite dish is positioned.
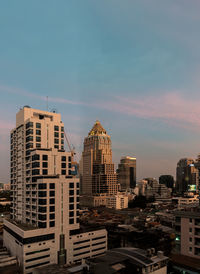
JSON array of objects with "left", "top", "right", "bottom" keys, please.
[{"left": 50, "top": 108, "right": 58, "bottom": 113}]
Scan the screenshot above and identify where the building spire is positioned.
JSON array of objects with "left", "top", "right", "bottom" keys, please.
[{"left": 88, "top": 120, "right": 107, "bottom": 136}]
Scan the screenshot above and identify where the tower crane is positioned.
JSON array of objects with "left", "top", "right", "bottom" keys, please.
[{"left": 64, "top": 130, "right": 76, "bottom": 160}]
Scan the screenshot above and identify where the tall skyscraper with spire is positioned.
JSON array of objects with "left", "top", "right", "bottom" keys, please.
[
  {"left": 3, "top": 107, "right": 107, "bottom": 273},
  {"left": 82, "top": 120, "right": 119, "bottom": 196}
]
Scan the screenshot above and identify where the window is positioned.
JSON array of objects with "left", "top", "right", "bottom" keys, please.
[
  {"left": 38, "top": 222, "right": 47, "bottom": 229},
  {"left": 68, "top": 163, "right": 72, "bottom": 168},
  {"left": 36, "top": 143, "right": 41, "bottom": 148},
  {"left": 77, "top": 183, "right": 79, "bottom": 188},
  {"left": 68, "top": 156, "right": 71, "bottom": 162},
  {"left": 77, "top": 190, "right": 79, "bottom": 195},
  {"left": 54, "top": 145, "right": 59, "bottom": 149},
  {"left": 76, "top": 197, "right": 79, "bottom": 202},
  {"left": 50, "top": 206, "right": 55, "bottom": 212},
  {"left": 32, "top": 169, "right": 40, "bottom": 175},
  {"left": 36, "top": 136, "right": 41, "bottom": 142},
  {"left": 36, "top": 130, "right": 41, "bottom": 135},
  {"left": 43, "top": 169, "right": 48, "bottom": 175},
  {"left": 189, "top": 247, "right": 192, "bottom": 252},
  {"left": 54, "top": 139, "right": 59, "bottom": 144},
  {"left": 50, "top": 221, "right": 55, "bottom": 227},
  {"left": 61, "top": 127, "right": 64, "bottom": 132},
  {"left": 69, "top": 197, "right": 74, "bottom": 203},
  {"left": 69, "top": 190, "right": 74, "bottom": 196},
  {"left": 38, "top": 207, "right": 47, "bottom": 213},
  {"left": 50, "top": 183, "right": 55, "bottom": 189},
  {"left": 62, "top": 170, "right": 66, "bottom": 175},
  {"left": 50, "top": 213, "right": 55, "bottom": 219},
  {"left": 39, "top": 214, "right": 47, "bottom": 221},
  {"left": 50, "top": 191, "right": 55, "bottom": 197},
  {"left": 32, "top": 154, "right": 40, "bottom": 161},
  {"left": 189, "top": 237, "right": 192, "bottom": 242},
  {"left": 69, "top": 182, "right": 74, "bottom": 188},
  {"left": 50, "top": 198, "right": 55, "bottom": 204},
  {"left": 189, "top": 228, "right": 192, "bottom": 233},
  {"left": 69, "top": 211, "right": 74, "bottom": 217},
  {"left": 62, "top": 156, "right": 66, "bottom": 161},
  {"left": 39, "top": 191, "right": 47, "bottom": 197},
  {"left": 69, "top": 204, "right": 74, "bottom": 210},
  {"left": 43, "top": 155, "right": 48, "bottom": 161},
  {"left": 61, "top": 139, "right": 64, "bottom": 144},
  {"left": 61, "top": 163, "right": 66, "bottom": 168},
  {"left": 26, "top": 122, "right": 33, "bottom": 129},
  {"left": 190, "top": 218, "right": 193, "bottom": 223},
  {"left": 61, "top": 145, "right": 64, "bottom": 150},
  {"left": 76, "top": 218, "right": 79, "bottom": 223},
  {"left": 61, "top": 133, "right": 64, "bottom": 138},
  {"left": 25, "top": 254, "right": 50, "bottom": 263},
  {"left": 43, "top": 162, "right": 48, "bottom": 168},
  {"left": 54, "top": 126, "right": 59, "bottom": 131},
  {"left": 36, "top": 123, "right": 41, "bottom": 129},
  {"left": 39, "top": 184, "right": 46, "bottom": 189},
  {"left": 54, "top": 132, "right": 59, "bottom": 137},
  {"left": 69, "top": 219, "right": 74, "bottom": 224},
  {"left": 32, "top": 162, "right": 40, "bottom": 168},
  {"left": 39, "top": 199, "right": 47, "bottom": 205}
]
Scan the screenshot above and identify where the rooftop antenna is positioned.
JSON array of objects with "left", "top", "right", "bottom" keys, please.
[{"left": 46, "top": 96, "right": 49, "bottom": 111}]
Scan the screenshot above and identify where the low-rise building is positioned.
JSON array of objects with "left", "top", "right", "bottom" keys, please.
[{"left": 86, "top": 247, "right": 168, "bottom": 274}]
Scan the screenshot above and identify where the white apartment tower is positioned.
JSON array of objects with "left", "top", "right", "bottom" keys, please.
[{"left": 4, "top": 107, "right": 107, "bottom": 273}]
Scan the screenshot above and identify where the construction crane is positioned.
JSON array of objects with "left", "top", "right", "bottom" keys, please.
[{"left": 64, "top": 130, "right": 76, "bottom": 160}]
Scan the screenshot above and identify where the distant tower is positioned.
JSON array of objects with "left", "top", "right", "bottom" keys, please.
[
  {"left": 117, "top": 156, "right": 136, "bottom": 191},
  {"left": 82, "top": 120, "right": 119, "bottom": 195},
  {"left": 176, "top": 158, "right": 198, "bottom": 193}
]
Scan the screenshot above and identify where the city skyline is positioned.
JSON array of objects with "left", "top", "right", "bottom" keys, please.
[{"left": 1, "top": 1, "right": 200, "bottom": 182}]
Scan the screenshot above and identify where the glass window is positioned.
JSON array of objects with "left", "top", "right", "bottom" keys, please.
[
  {"left": 61, "top": 133, "right": 64, "bottom": 138},
  {"left": 50, "top": 198, "right": 55, "bottom": 204},
  {"left": 50, "top": 191, "right": 55, "bottom": 197},
  {"left": 50, "top": 183, "right": 55, "bottom": 189},
  {"left": 42, "top": 169, "right": 48, "bottom": 175},
  {"left": 69, "top": 190, "right": 74, "bottom": 196},
  {"left": 54, "top": 126, "right": 59, "bottom": 131},
  {"left": 69, "top": 197, "right": 74, "bottom": 203},
  {"left": 62, "top": 156, "right": 66, "bottom": 161},
  {"left": 43, "top": 162, "right": 48, "bottom": 168},
  {"left": 36, "top": 123, "right": 41, "bottom": 129},
  {"left": 61, "top": 163, "right": 66, "bottom": 168},
  {"left": 62, "top": 170, "right": 66, "bottom": 175},
  {"left": 36, "top": 136, "right": 41, "bottom": 142},
  {"left": 54, "top": 139, "right": 59, "bottom": 144},
  {"left": 50, "top": 206, "right": 55, "bottom": 212},
  {"left": 61, "top": 127, "right": 64, "bottom": 132},
  {"left": 43, "top": 155, "right": 48, "bottom": 161},
  {"left": 69, "top": 182, "right": 74, "bottom": 188},
  {"left": 69, "top": 219, "right": 74, "bottom": 224},
  {"left": 61, "top": 139, "right": 64, "bottom": 144},
  {"left": 50, "top": 213, "right": 55, "bottom": 219},
  {"left": 50, "top": 221, "right": 55, "bottom": 227},
  {"left": 54, "top": 132, "right": 59, "bottom": 137},
  {"left": 54, "top": 145, "right": 59, "bottom": 149},
  {"left": 36, "top": 130, "right": 41, "bottom": 135}
]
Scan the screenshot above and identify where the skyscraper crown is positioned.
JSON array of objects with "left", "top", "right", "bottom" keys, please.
[{"left": 88, "top": 120, "right": 107, "bottom": 136}]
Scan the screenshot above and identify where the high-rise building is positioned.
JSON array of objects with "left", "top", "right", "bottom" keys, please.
[
  {"left": 117, "top": 156, "right": 136, "bottom": 191},
  {"left": 159, "top": 175, "right": 174, "bottom": 189},
  {"left": 176, "top": 158, "right": 198, "bottom": 194},
  {"left": 82, "top": 120, "right": 119, "bottom": 196},
  {"left": 3, "top": 107, "right": 107, "bottom": 273}
]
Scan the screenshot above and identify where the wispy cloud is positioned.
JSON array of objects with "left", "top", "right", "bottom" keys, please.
[{"left": 98, "top": 92, "right": 200, "bottom": 131}]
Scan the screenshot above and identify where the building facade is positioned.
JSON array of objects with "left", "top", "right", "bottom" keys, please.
[
  {"left": 3, "top": 107, "right": 107, "bottom": 273},
  {"left": 175, "top": 209, "right": 200, "bottom": 259},
  {"left": 82, "top": 120, "right": 119, "bottom": 196},
  {"left": 117, "top": 156, "right": 136, "bottom": 191},
  {"left": 176, "top": 158, "right": 198, "bottom": 194}
]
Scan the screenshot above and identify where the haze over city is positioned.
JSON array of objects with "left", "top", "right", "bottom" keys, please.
[{"left": 1, "top": 0, "right": 200, "bottom": 182}]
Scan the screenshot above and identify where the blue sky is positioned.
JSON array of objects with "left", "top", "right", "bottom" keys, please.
[{"left": 1, "top": 0, "right": 200, "bottom": 182}]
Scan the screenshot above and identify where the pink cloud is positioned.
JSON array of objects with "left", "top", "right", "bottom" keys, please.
[{"left": 97, "top": 92, "right": 200, "bottom": 131}]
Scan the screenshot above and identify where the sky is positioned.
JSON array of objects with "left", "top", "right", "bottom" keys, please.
[{"left": 1, "top": 0, "right": 200, "bottom": 183}]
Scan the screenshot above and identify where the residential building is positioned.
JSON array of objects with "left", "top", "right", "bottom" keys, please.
[
  {"left": 117, "top": 156, "right": 136, "bottom": 191},
  {"left": 3, "top": 106, "right": 107, "bottom": 273},
  {"left": 174, "top": 208, "right": 200, "bottom": 259}
]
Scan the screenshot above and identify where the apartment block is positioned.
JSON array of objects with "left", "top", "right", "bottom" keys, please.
[{"left": 3, "top": 106, "right": 107, "bottom": 273}]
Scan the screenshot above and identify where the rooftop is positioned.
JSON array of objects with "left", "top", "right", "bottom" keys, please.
[{"left": 88, "top": 120, "right": 107, "bottom": 136}]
